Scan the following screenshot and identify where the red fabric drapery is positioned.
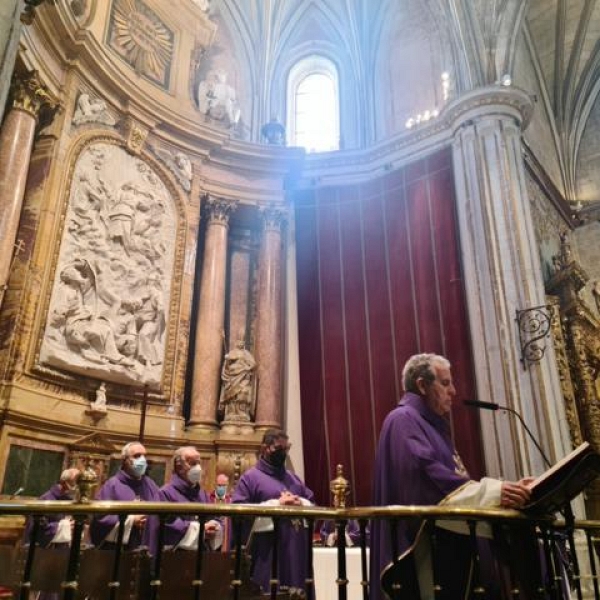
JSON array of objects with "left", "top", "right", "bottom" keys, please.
[{"left": 294, "top": 147, "right": 483, "bottom": 505}]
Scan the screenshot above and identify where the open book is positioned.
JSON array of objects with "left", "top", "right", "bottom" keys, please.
[{"left": 525, "top": 442, "right": 600, "bottom": 515}]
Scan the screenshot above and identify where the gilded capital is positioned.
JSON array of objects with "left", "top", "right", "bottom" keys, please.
[
  {"left": 9, "top": 70, "right": 57, "bottom": 121},
  {"left": 259, "top": 205, "right": 287, "bottom": 232},
  {"left": 204, "top": 196, "right": 237, "bottom": 224}
]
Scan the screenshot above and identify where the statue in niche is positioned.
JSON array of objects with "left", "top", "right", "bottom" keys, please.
[
  {"left": 219, "top": 340, "right": 256, "bottom": 422},
  {"left": 197, "top": 69, "right": 241, "bottom": 128},
  {"left": 40, "top": 143, "right": 176, "bottom": 387},
  {"left": 73, "top": 93, "right": 116, "bottom": 127},
  {"left": 152, "top": 146, "right": 193, "bottom": 192}
]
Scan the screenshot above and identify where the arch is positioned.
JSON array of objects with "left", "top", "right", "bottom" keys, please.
[{"left": 286, "top": 55, "right": 340, "bottom": 152}]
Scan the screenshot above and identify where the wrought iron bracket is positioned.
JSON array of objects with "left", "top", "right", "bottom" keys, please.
[{"left": 516, "top": 305, "right": 552, "bottom": 370}]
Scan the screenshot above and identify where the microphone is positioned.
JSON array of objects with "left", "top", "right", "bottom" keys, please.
[
  {"left": 463, "top": 400, "right": 552, "bottom": 468},
  {"left": 463, "top": 400, "right": 499, "bottom": 411},
  {"left": 10, "top": 486, "right": 24, "bottom": 499}
]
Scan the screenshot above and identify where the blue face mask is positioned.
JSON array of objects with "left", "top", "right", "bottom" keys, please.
[
  {"left": 131, "top": 456, "right": 147, "bottom": 478},
  {"left": 216, "top": 484, "right": 228, "bottom": 498}
]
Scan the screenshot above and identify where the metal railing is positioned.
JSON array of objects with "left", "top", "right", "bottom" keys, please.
[{"left": 0, "top": 500, "right": 598, "bottom": 600}]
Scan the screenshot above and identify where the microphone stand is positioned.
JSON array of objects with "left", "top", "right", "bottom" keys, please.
[{"left": 496, "top": 405, "right": 576, "bottom": 530}]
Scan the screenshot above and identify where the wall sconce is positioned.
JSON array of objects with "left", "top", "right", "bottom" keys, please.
[{"left": 516, "top": 305, "right": 552, "bottom": 369}]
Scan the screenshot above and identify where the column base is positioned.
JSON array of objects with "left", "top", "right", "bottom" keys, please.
[
  {"left": 185, "top": 421, "right": 219, "bottom": 436},
  {"left": 220, "top": 420, "right": 255, "bottom": 435}
]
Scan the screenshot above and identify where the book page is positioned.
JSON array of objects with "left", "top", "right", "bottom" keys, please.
[{"left": 529, "top": 442, "right": 590, "bottom": 491}]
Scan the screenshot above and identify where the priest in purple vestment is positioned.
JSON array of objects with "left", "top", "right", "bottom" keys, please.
[
  {"left": 24, "top": 468, "right": 80, "bottom": 600},
  {"left": 159, "top": 446, "right": 222, "bottom": 549},
  {"left": 90, "top": 441, "right": 161, "bottom": 556},
  {"left": 25, "top": 468, "right": 80, "bottom": 548},
  {"left": 371, "top": 353, "right": 533, "bottom": 600},
  {"left": 233, "top": 429, "right": 314, "bottom": 599}
]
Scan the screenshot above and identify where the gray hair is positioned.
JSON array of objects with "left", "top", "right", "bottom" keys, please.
[
  {"left": 402, "top": 353, "right": 451, "bottom": 394},
  {"left": 121, "top": 441, "right": 144, "bottom": 459},
  {"left": 59, "top": 468, "right": 80, "bottom": 484},
  {"left": 173, "top": 446, "right": 199, "bottom": 467}
]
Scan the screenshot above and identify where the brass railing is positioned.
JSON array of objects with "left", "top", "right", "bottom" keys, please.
[{"left": 0, "top": 501, "right": 598, "bottom": 600}]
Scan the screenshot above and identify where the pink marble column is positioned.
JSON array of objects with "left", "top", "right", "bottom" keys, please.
[
  {"left": 0, "top": 70, "right": 55, "bottom": 309},
  {"left": 189, "top": 196, "right": 237, "bottom": 432},
  {"left": 254, "top": 206, "right": 287, "bottom": 430}
]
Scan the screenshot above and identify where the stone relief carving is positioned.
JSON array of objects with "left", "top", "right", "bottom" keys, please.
[
  {"left": 40, "top": 142, "right": 176, "bottom": 387},
  {"left": 151, "top": 146, "right": 193, "bottom": 192},
  {"left": 106, "top": 0, "right": 174, "bottom": 89},
  {"left": 197, "top": 69, "right": 241, "bottom": 129},
  {"left": 73, "top": 93, "right": 116, "bottom": 127}
]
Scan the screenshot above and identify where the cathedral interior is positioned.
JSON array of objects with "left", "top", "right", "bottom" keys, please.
[{"left": 1, "top": 0, "right": 600, "bottom": 560}]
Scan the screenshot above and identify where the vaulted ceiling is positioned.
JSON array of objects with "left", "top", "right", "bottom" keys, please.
[{"left": 213, "top": 0, "right": 600, "bottom": 208}]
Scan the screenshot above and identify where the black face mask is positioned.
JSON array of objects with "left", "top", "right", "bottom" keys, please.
[{"left": 267, "top": 448, "right": 287, "bottom": 467}]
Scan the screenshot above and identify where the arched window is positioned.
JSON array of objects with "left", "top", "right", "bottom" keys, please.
[{"left": 287, "top": 56, "right": 340, "bottom": 152}]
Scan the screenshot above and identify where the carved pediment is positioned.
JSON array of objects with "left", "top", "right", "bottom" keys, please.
[{"left": 68, "top": 432, "right": 116, "bottom": 455}]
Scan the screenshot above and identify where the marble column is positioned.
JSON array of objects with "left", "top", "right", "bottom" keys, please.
[
  {"left": 254, "top": 206, "right": 287, "bottom": 430},
  {"left": 0, "top": 0, "right": 21, "bottom": 124},
  {"left": 0, "top": 70, "right": 55, "bottom": 309},
  {"left": 450, "top": 86, "right": 573, "bottom": 481},
  {"left": 189, "top": 196, "right": 237, "bottom": 432}
]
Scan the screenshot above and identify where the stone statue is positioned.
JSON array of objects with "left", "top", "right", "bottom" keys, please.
[
  {"left": 219, "top": 340, "right": 256, "bottom": 422},
  {"left": 73, "top": 93, "right": 116, "bottom": 126},
  {"left": 90, "top": 382, "right": 108, "bottom": 413},
  {"left": 197, "top": 69, "right": 241, "bottom": 128}
]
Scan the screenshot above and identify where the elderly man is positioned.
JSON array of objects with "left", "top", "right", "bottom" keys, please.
[
  {"left": 159, "top": 446, "right": 221, "bottom": 550},
  {"left": 371, "top": 353, "right": 533, "bottom": 600},
  {"left": 233, "top": 429, "right": 314, "bottom": 599},
  {"left": 26, "top": 468, "right": 80, "bottom": 547},
  {"left": 90, "top": 441, "right": 160, "bottom": 555}
]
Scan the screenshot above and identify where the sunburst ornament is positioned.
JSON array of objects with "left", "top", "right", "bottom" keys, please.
[{"left": 107, "top": 0, "right": 174, "bottom": 89}]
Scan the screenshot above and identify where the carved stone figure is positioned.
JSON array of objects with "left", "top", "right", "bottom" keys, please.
[
  {"left": 197, "top": 69, "right": 241, "bottom": 128},
  {"left": 219, "top": 340, "right": 256, "bottom": 422},
  {"left": 49, "top": 260, "right": 124, "bottom": 365},
  {"left": 73, "top": 93, "right": 116, "bottom": 126},
  {"left": 90, "top": 382, "right": 108, "bottom": 412},
  {"left": 191, "top": 0, "right": 210, "bottom": 12},
  {"left": 40, "top": 143, "right": 177, "bottom": 387},
  {"left": 152, "top": 146, "right": 193, "bottom": 192}
]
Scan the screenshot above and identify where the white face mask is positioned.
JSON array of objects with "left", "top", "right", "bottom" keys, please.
[{"left": 188, "top": 464, "right": 202, "bottom": 485}]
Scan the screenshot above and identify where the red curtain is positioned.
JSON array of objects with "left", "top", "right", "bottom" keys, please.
[{"left": 294, "top": 147, "right": 483, "bottom": 506}]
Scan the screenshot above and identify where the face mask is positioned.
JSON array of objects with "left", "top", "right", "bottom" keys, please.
[
  {"left": 188, "top": 464, "right": 202, "bottom": 485},
  {"left": 131, "top": 456, "right": 147, "bottom": 478},
  {"left": 215, "top": 484, "right": 228, "bottom": 498},
  {"left": 268, "top": 448, "right": 287, "bottom": 468}
]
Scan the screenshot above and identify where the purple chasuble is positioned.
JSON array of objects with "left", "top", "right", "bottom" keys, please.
[
  {"left": 232, "top": 458, "right": 315, "bottom": 593},
  {"left": 370, "top": 392, "right": 469, "bottom": 600},
  {"left": 159, "top": 473, "right": 214, "bottom": 547},
  {"left": 90, "top": 469, "right": 161, "bottom": 556},
  {"left": 25, "top": 484, "right": 73, "bottom": 547}
]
